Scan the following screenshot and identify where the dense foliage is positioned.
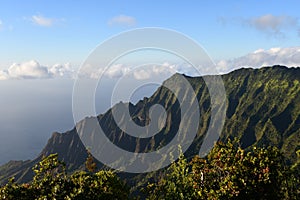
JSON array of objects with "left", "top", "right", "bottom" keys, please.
[
  {"left": 0, "top": 154, "right": 129, "bottom": 200},
  {"left": 0, "top": 140, "right": 299, "bottom": 199},
  {"left": 146, "top": 140, "right": 299, "bottom": 200}
]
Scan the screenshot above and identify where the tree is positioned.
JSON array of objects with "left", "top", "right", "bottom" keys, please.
[
  {"left": 68, "top": 170, "right": 129, "bottom": 199},
  {"left": 85, "top": 150, "right": 97, "bottom": 173},
  {"left": 145, "top": 139, "right": 298, "bottom": 199},
  {"left": 146, "top": 152, "right": 196, "bottom": 200}
]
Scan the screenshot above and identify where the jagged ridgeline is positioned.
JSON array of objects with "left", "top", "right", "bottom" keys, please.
[{"left": 0, "top": 65, "right": 299, "bottom": 184}]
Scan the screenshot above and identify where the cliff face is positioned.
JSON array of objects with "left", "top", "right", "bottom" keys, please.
[{"left": 0, "top": 65, "right": 299, "bottom": 184}]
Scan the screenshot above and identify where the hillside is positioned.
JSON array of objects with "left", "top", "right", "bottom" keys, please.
[{"left": 0, "top": 65, "right": 299, "bottom": 185}]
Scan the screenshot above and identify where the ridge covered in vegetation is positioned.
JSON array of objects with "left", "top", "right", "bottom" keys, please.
[{"left": 0, "top": 65, "right": 299, "bottom": 199}]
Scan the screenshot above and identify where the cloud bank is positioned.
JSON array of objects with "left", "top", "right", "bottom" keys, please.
[
  {"left": 88, "top": 62, "right": 196, "bottom": 80},
  {"left": 91, "top": 46, "right": 300, "bottom": 79},
  {"left": 0, "top": 60, "right": 74, "bottom": 80},
  {"left": 1, "top": 47, "right": 299, "bottom": 80},
  {"left": 216, "top": 47, "right": 300, "bottom": 73}
]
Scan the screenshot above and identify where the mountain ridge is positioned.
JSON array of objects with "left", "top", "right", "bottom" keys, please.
[{"left": 0, "top": 65, "right": 299, "bottom": 184}]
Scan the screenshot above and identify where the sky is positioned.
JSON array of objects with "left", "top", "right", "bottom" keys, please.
[
  {"left": 0, "top": 0, "right": 300, "bottom": 164},
  {"left": 0, "top": 0, "right": 300, "bottom": 69}
]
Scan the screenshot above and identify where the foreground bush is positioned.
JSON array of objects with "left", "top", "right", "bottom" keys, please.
[
  {"left": 146, "top": 140, "right": 299, "bottom": 200},
  {"left": 0, "top": 154, "right": 129, "bottom": 200}
]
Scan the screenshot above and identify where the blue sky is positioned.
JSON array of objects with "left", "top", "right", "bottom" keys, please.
[
  {"left": 0, "top": 0, "right": 299, "bottom": 69},
  {"left": 0, "top": 1, "right": 300, "bottom": 164}
]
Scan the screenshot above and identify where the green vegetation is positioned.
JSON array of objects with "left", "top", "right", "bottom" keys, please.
[
  {"left": 0, "top": 66, "right": 299, "bottom": 199},
  {"left": 145, "top": 140, "right": 299, "bottom": 200},
  {"left": 0, "top": 66, "right": 299, "bottom": 185},
  {"left": 0, "top": 154, "right": 130, "bottom": 200},
  {"left": 1, "top": 140, "right": 299, "bottom": 199}
]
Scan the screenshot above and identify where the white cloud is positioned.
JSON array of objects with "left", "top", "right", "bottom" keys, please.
[
  {"left": 88, "top": 62, "right": 197, "bottom": 80},
  {"left": 8, "top": 60, "right": 51, "bottom": 79},
  {"left": 31, "top": 15, "right": 54, "bottom": 27},
  {"left": 49, "top": 63, "right": 74, "bottom": 78},
  {"left": 108, "top": 15, "right": 136, "bottom": 27},
  {"left": 246, "top": 14, "right": 298, "bottom": 37},
  {"left": 153, "top": 62, "right": 177, "bottom": 74},
  {"left": 106, "top": 64, "right": 129, "bottom": 78},
  {"left": 0, "top": 60, "right": 75, "bottom": 80},
  {"left": 133, "top": 69, "right": 151, "bottom": 80},
  {"left": 132, "top": 62, "right": 202, "bottom": 80},
  {"left": 216, "top": 47, "right": 300, "bottom": 73},
  {"left": 0, "top": 20, "right": 3, "bottom": 31},
  {"left": 88, "top": 64, "right": 129, "bottom": 79},
  {"left": 86, "top": 63, "right": 178, "bottom": 80}
]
